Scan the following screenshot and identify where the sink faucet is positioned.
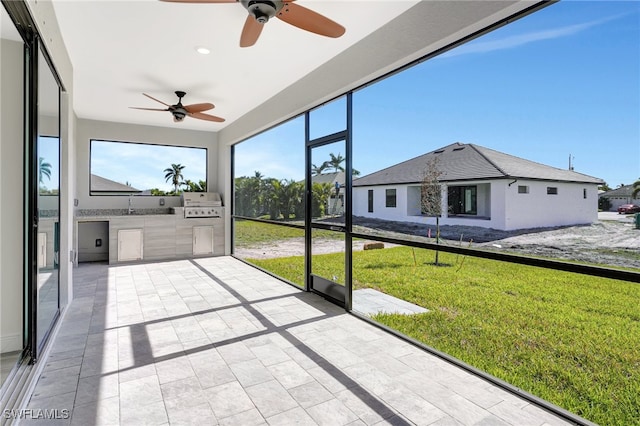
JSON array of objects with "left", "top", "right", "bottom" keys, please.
[{"left": 128, "top": 194, "right": 134, "bottom": 214}]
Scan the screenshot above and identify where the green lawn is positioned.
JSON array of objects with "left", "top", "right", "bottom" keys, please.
[
  {"left": 234, "top": 219, "right": 346, "bottom": 247},
  {"left": 248, "top": 246, "right": 640, "bottom": 426}
]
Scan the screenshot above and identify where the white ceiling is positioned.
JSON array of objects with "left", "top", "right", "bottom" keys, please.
[{"left": 48, "top": 0, "right": 539, "bottom": 137}]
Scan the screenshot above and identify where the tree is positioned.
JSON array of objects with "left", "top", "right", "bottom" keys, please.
[
  {"left": 39, "top": 157, "right": 52, "bottom": 184},
  {"left": 234, "top": 171, "right": 264, "bottom": 217},
  {"left": 420, "top": 157, "right": 444, "bottom": 265},
  {"left": 632, "top": 178, "right": 640, "bottom": 199},
  {"left": 311, "top": 182, "right": 333, "bottom": 218},
  {"left": 311, "top": 162, "right": 329, "bottom": 176},
  {"left": 182, "top": 179, "right": 206, "bottom": 192},
  {"left": 598, "top": 182, "right": 612, "bottom": 192},
  {"left": 164, "top": 163, "right": 185, "bottom": 193},
  {"left": 328, "top": 153, "right": 345, "bottom": 172}
]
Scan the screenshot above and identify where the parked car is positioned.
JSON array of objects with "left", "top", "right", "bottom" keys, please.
[{"left": 617, "top": 204, "right": 640, "bottom": 214}]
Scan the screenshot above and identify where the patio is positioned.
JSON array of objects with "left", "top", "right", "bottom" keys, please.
[{"left": 24, "top": 257, "right": 571, "bottom": 425}]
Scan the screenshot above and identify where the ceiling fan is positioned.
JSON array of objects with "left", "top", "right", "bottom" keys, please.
[
  {"left": 161, "top": 0, "right": 346, "bottom": 47},
  {"left": 130, "top": 91, "right": 225, "bottom": 123}
]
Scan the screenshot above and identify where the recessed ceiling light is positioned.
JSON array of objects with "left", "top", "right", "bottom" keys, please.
[{"left": 196, "top": 46, "right": 210, "bottom": 55}]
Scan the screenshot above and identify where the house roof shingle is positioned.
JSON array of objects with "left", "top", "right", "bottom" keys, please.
[
  {"left": 599, "top": 184, "right": 636, "bottom": 198},
  {"left": 90, "top": 174, "right": 141, "bottom": 192},
  {"left": 311, "top": 171, "right": 344, "bottom": 186},
  {"left": 353, "top": 142, "right": 603, "bottom": 186}
]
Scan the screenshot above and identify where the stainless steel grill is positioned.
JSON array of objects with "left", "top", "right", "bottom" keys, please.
[{"left": 181, "top": 193, "right": 223, "bottom": 218}]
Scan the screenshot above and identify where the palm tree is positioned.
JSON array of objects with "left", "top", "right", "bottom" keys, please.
[
  {"left": 328, "top": 153, "right": 345, "bottom": 172},
  {"left": 182, "top": 179, "right": 207, "bottom": 192},
  {"left": 632, "top": 178, "right": 640, "bottom": 198},
  {"left": 39, "top": 157, "right": 52, "bottom": 184},
  {"left": 164, "top": 163, "right": 185, "bottom": 193},
  {"left": 311, "top": 162, "right": 329, "bottom": 176}
]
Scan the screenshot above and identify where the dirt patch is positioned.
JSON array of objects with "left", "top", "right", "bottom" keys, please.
[{"left": 236, "top": 216, "right": 640, "bottom": 269}]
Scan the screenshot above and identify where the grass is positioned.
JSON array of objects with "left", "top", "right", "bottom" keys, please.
[
  {"left": 247, "top": 246, "right": 640, "bottom": 426},
  {"left": 234, "top": 219, "right": 344, "bottom": 248}
]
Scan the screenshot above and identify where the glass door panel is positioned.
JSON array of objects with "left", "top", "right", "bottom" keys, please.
[
  {"left": 311, "top": 229, "right": 345, "bottom": 285},
  {"left": 310, "top": 140, "right": 345, "bottom": 226},
  {"left": 308, "top": 139, "right": 347, "bottom": 305},
  {"left": 36, "top": 46, "right": 60, "bottom": 350}
]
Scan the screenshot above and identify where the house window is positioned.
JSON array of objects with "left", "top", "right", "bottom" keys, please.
[
  {"left": 547, "top": 187, "right": 558, "bottom": 195},
  {"left": 385, "top": 189, "right": 396, "bottom": 208},
  {"left": 90, "top": 140, "right": 207, "bottom": 195},
  {"left": 368, "top": 190, "right": 374, "bottom": 212},
  {"left": 518, "top": 185, "right": 529, "bottom": 194},
  {"left": 448, "top": 186, "right": 477, "bottom": 215},
  {"left": 583, "top": 188, "right": 587, "bottom": 199}
]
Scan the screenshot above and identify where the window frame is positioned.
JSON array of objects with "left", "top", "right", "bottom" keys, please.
[
  {"left": 89, "top": 139, "right": 208, "bottom": 196},
  {"left": 385, "top": 188, "right": 397, "bottom": 208}
]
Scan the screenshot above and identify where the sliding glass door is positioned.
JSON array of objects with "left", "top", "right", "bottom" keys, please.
[{"left": 36, "top": 45, "right": 61, "bottom": 352}]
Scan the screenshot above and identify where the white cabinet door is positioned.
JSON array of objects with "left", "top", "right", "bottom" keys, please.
[
  {"left": 38, "top": 232, "right": 47, "bottom": 268},
  {"left": 193, "top": 226, "right": 214, "bottom": 255},
  {"left": 118, "top": 229, "right": 143, "bottom": 261}
]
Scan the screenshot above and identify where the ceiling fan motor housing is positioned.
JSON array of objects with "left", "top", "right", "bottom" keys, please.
[{"left": 242, "top": 0, "right": 283, "bottom": 23}]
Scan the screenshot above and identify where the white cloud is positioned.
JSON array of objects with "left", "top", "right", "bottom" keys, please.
[{"left": 441, "top": 15, "right": 624, "bottom": 59}]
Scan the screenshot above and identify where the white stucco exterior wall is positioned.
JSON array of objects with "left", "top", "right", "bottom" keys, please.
[
  {"left": 354, "top": 179, "right": 600, "bottom": 231},
  {"left": 504, "top": 180, "right": 599, "bottom": 230}
]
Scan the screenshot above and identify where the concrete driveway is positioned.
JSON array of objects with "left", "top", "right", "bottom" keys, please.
[{"left": 598, "top": 211, "right": 635, "bottom": 223}]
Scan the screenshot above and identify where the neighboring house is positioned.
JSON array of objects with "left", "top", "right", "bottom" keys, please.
[
  {"left": 353, "top": 142, "right": 603, "bottom": 231},
  {"left": 598, "top": 185, "right": 640, "bottom": 211},
  {"left": 90, "top": 174, "right": 141, "bottom": 194},
  {"left": 312, "top": 171, "right": 345, "bottom": 215}
]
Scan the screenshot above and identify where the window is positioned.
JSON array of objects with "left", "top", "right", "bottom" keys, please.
[
  {"left": 518, "top": 185, "right": 529, "bottom": 194},
  {"left": 448, "top": 186, "right": 477, "bottom": 215},
  {"left": 90, "top": 140, "right": 207, "bottom": 195},
  {"left": 385, "top": 189, "right": 396, "bottom": 208},
  {"left": 368, "top": 190, "right": 374, "bottom": 212},
  {"left": 547, "top": 187, "right": 558, "bottom": 195}
]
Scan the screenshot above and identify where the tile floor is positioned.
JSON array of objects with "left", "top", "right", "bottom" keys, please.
[{"left": 24, "top": 257, "right": 572, "bottom": 425}]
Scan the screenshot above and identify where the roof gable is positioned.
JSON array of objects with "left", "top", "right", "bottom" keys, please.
[
  {"left": 90, "top": 174, "right": 141, "bottom": 192},
  {"left": 353, "top": 142, "right": 602, "bottom": 186}
]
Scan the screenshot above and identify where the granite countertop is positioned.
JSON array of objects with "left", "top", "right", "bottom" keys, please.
[{"left": 75, "top": 208, "right": 175, "bottom": 218}]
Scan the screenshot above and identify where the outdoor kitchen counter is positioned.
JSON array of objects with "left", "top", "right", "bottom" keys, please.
[{"left": 74, "top": 210, "right": 225, "bottom": 264}]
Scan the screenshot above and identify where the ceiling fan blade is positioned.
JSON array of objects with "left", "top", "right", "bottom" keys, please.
[
  {"left": 190, "top": 112, "right": 226, "bottom": 123},
  {"left": 143, "top": 93, "right": 171, "bottom": 107},
  {"left": 240, "top": 14, "right": 264, "bottom": 47},
  {"left": 276, "top": 2, "right": 345, "bottom": 38},
  {"left": 159, "top": 0, "right": 235, "bottom": 3},
  {"left": 129, "top": 107, "right": 169, "bottom": 111},
  {"left": 184, "top": 102, "right": 215, "bottom": 113}
]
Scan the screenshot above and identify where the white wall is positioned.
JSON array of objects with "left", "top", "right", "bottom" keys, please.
[
  {"left": 0, "top": 38, "right": 25, "bottom": 351},
  {"left": 354, "top": 179, "right": 599, "bottom": 231},
  {"left": 504, "top": 180, "right": 599, "bottom": 230},
  {"left": 75, "top": 119, "right": 218, "bottom": 211}
]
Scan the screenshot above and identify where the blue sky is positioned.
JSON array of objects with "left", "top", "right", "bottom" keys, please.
[
  {"left": 39, "top": 137, "right": 60, "bottom": 190},
  {"left": 91, "top": 140, "right": 207, "bottom": 192},
  {"left": 236, "top": 1, "right": 640, "bottom": 188}
]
